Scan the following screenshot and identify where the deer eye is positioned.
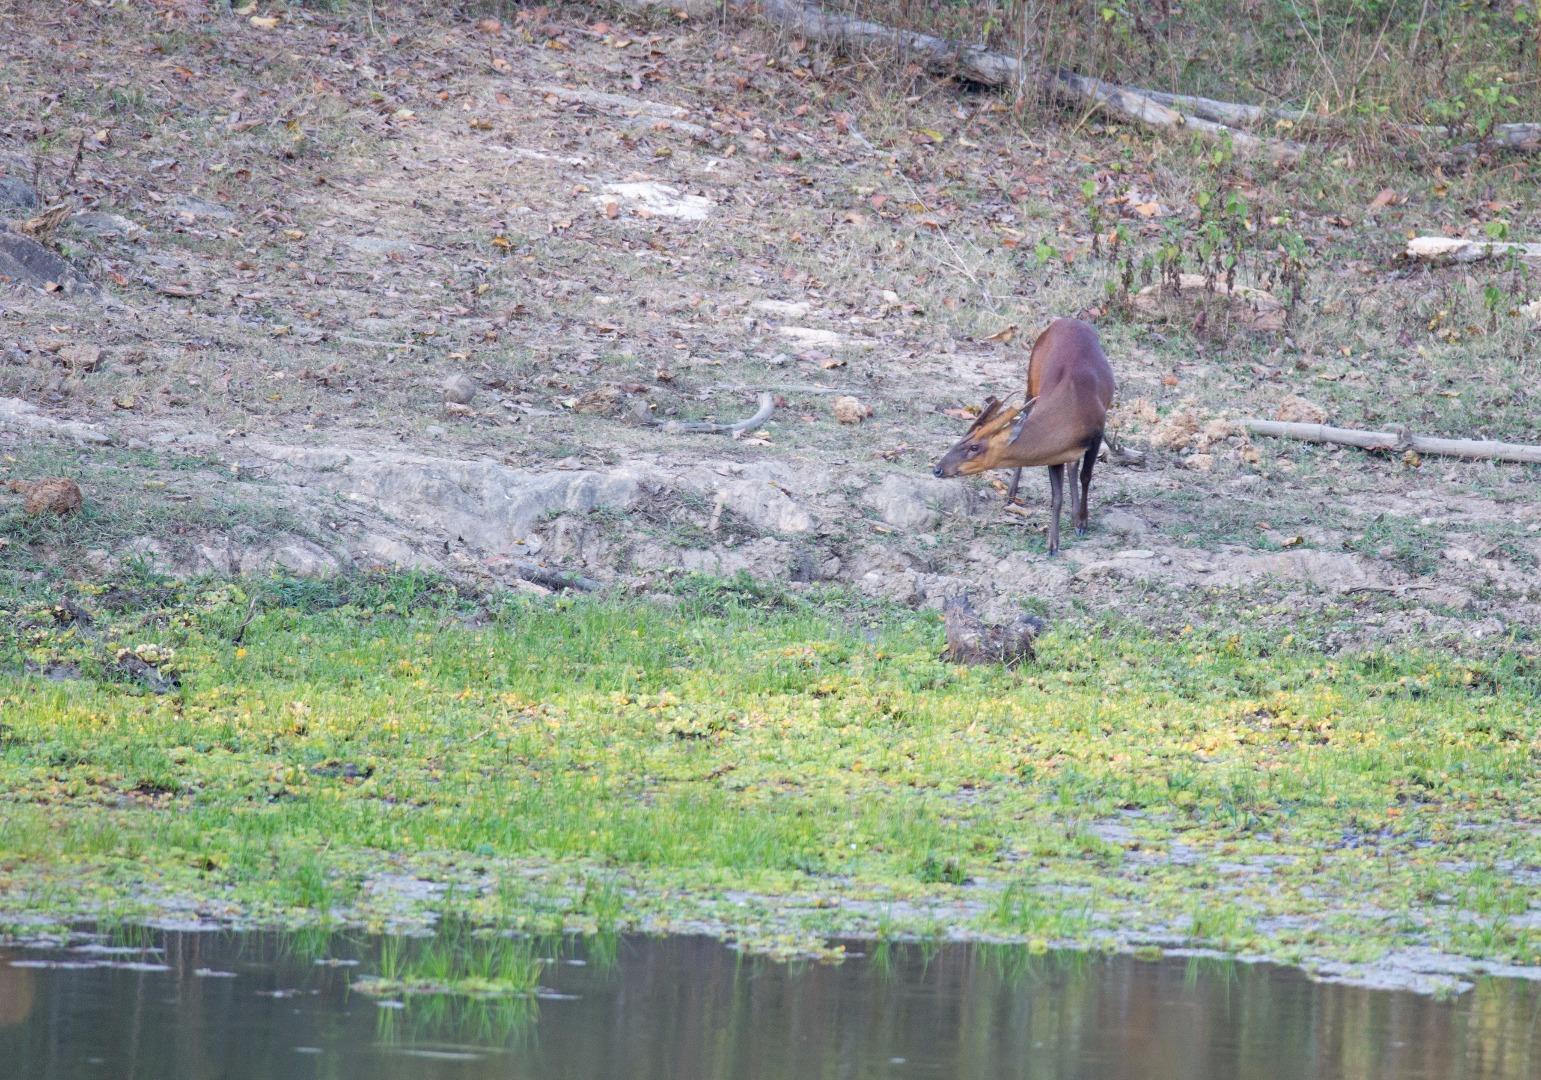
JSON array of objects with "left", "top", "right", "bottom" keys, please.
[{"left": 967, "top": 442, "right": 983, "bottom": 455}]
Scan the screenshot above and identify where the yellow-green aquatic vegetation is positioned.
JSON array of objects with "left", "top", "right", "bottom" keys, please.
[{"left": 0, "top": 577, "right": 1536, "bottom": 969}]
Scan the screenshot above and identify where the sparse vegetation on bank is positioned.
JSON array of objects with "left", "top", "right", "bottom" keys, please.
[{"left": 0, "top": 573, "right": 1535, "bottom": 982}]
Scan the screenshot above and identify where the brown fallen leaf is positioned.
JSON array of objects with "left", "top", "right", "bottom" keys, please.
[
  {"left": 157, "top": 283, "right": 204, "bottom": 298},
  {"left": 476, "top": 17, "right": 502, "bottom": 33},
  {"left": 819, "top": 357, "right": 846, "bottom": 369},
  {"left": 1367, "top": 188, "right": 1401, "bottom": 211},
  {"left": 58, "top": 345, "right": 101, "bottom": 373},
  {"left": 942, "top": 406, "right": 977, "bottom": 420},
  {"left": 15, "top": 203, "right": 71, "bottom": 242},
  {"left": 980, "top": 324, "right": 1018, "bottom": 344},
  {"left": 249, "top": 15, "right": 280, "bottom": 29}
]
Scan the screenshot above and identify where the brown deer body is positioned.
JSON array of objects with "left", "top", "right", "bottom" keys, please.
[{"left": 933, "top": 319, "right": 1115, "bottom": 555}]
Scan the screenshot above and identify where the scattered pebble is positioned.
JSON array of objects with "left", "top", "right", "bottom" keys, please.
[{"left": 443, "top": 373, "right": 476, "bottom": 405}]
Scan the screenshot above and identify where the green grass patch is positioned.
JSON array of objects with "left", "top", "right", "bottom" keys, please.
[
  {"left": 355, "top": 928, "right": 544, "bottom": 999},
  {"left": 0, "top": 573, "right": 1536, "bottom": 968}
]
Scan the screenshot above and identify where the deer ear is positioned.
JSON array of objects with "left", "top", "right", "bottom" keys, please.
[
  {"left": 964, "top": 397, "right": 1003, "bottom": 436},
  {"left": 1006, "top": 406, "right": 1030, "bottom": 442}
]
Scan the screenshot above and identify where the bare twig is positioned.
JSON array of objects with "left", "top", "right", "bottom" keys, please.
[
  {"left": 230, "top": 594, "right": 261, "bottom": 646},
  {"left": 64, "top": 131, "right": 87, "bottom": 187},
  {"left": 657, "top": 392, "right": 775, "bottom": 435}
]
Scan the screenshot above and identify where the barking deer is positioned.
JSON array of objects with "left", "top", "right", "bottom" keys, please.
[{"left": 933, "top": 319, "right": 1116, "bottom": 555}]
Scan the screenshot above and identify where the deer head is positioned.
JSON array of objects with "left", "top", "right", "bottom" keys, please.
[{"left": 932, "top": 395, "right": 1029, "bottom": 477}]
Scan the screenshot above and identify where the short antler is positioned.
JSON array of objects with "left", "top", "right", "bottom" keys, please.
[{"left": 962, "top": 395, "right": 1024, "bottom": 440}]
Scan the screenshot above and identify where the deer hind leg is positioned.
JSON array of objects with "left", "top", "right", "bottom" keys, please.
[
  {"left": 1076, "top": 434, "right": 1100, "bottom": 534},
  {"left": 1066, "top": 458, "right": 1082, "bottom": 528},
  {"left": 1005, "top": 467, "right": 1023, "bottom": 505},
  {"left": 1047, "top": 463, "right": 1064, "bottom": 556}
]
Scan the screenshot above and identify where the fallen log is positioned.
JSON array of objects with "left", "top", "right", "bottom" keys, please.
[
  {"left": 1404, "top": 236, "right": 1541, "bottom": 264},
  {"left": 609, "top": 1, "right": 1541, "bottom": 158},
  {"left": 1242, "top": 419, "right": 1541, "bottom": 465},
  {"left": 758, "top": 0, "right": 1027, "bottom": 88},
  {"left": 1124, "top": 87, "right": 1298, "bottom": 127},
  {"left": 1450, "top": 123, "right": 1541, "bottom": 154},
  {"left": 1032, "top": 81, "right": 1541, "bottom": 156},
  {"left": 605, "top": 1, "right": 1297, "bottom": 159},
  {"left": 514, "top": 561, "right": 602, "bottom": 593},
  {"left": 1048, "top": 72, "right": 1303, "bottom": 163}
]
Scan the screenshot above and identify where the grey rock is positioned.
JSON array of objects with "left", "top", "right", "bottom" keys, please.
[
  {"left": 193, "top": 543, "right": 239, "bottom": 576},
  {"left": 443, "top": 373, "right": 476, "bottom": 405},
  {"left": 544, "top": 516, "right": 607, "bottom": 566},
  {"left": 167, "top": 195, "right": 234, "bottom": 220},
  {"left": 672, "top": 541, "right": 787, "bottom": 580},
  {"left": 0, "top": 396, "right": 111, "bottom": 445},
  {"left": 1210, "top": 550, "right": 1389, "bottom": 594},
  {"left": 1101, "top": 508, "right": 1149, "bottom": 536},
  {"left": 0, "top": 231, "right": 95, "bottom": 293},
  {"left": 68, "top": 212, "right": 142, "bottom": 238},
  {"left": 0, "top": 174, "right": 38, "bottom": 210},
  {"left": 859, "top": 568, "right": 925, "bottom": 605},
  {"left": 353, "top": 532, "right": 443, "bottom": 572},
  {"left": 258, "top": 443, "right": 657, "bottom": 556},
  {"left": 261, "top": 540, "right": 348, "bottom": 576},
  {"left": 864, "top": 474, "right": 971, "bottom": 530},
  {"left": 680, "top": 463, "right": 815, "bottom": 534}
]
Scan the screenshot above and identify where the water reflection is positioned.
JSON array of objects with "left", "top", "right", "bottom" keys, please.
[{"left": 0, "top": 931, "right": 1534, "bottom": 1079}]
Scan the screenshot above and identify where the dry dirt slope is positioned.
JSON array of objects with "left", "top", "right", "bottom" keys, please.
[{"left": 0, "top": 1, "right": 1538, "bottom": 652}]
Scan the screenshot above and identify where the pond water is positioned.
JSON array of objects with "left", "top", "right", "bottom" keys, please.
[{"left": 0, "top": 930, "right": 1535, "bottom": 1079}]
